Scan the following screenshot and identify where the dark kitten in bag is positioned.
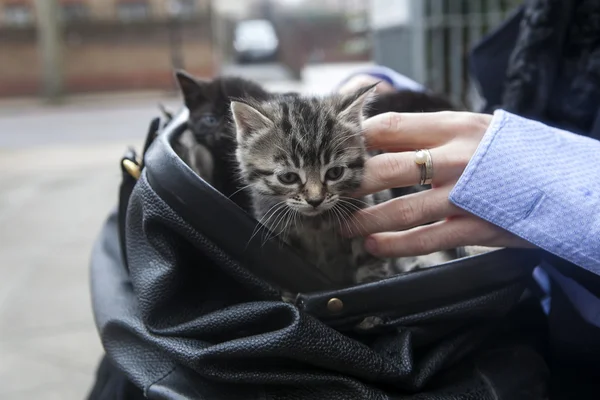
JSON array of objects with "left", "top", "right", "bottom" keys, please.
[{"left": 173, "top": 70, "right": 271, "bottom": 212}]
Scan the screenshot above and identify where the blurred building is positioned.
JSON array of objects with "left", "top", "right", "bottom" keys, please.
[
  {"left": 370, "top": 0, "right": 522, "bottom": 108},
  {"left": 0, "top": 0, "right": 373, "bottom": 98},
  {"left": 0, "top": 0, "right": 212, "bottom": 26},
  {"left": 301, "top": 0, "right": 367, "bottom": 13},
  {"left": 0, "top": 0, "right": 216, "bottom": 97}
]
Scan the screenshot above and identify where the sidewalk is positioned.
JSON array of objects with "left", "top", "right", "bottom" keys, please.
[{"left": 0, "top": 142, "right": 129, "bottom": 400}]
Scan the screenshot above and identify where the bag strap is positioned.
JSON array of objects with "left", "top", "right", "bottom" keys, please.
[
  {"left": 118, "top": 117, "right": 161, "bottom": 270},
  {"left": 297, "top": 248, "right": 541, "bottom": 320}
]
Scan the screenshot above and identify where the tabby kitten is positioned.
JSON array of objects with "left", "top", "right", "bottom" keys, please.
[
  {"left": 232, "top": 85, "right": 397, "bottom": 286},
  {"left": 174, "top": 70, "right": 271, "bottom": 212}
]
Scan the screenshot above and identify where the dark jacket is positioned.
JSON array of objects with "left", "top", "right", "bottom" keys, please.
[{"left": 470, "top": 2, "right": 600, "bottom": 396}]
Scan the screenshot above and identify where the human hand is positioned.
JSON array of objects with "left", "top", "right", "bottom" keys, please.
[{"left": 344, "top": 111, "right": 534, "bottom": 258}]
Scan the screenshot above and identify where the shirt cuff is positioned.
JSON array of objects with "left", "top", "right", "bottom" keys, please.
[{"left": 449, "top": 110, "right": 600, "bottom": 273}]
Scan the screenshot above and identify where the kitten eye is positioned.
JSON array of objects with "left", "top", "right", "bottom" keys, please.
[
  {"left": 325, "top": 166, "right": 345, "bottom": 181},
  {"left": 277, "top": 172, "right": 300, "bottom": 185},
  {"left": 200, "top": 114, "right": 219, "bottom": 127}
]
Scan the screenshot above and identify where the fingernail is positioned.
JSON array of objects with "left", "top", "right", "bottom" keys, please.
[{"left": 365, "top": 237, "right": 378, "bottom": 255}]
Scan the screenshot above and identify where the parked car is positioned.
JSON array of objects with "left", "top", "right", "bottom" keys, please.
[{"left": 233, "top": 19, "right": 279, "bottom": 64}]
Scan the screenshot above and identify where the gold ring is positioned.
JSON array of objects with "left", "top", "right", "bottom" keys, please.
[{"left": 414, "top": 149, "right": 433, "bottom": 185}]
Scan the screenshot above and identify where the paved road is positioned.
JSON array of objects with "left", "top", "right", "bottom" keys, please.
[
  {"left": 0, "top": 94, "right": 182, "bottom": 398},
  {"left": 0, "top": 141, "right": 130, "bottom": 399},
  {"left": 0, "top": 62, "right": 371, "bottom": 399},
  {"left": 0, "top": 96, "right": 181, "bottom": 149}
]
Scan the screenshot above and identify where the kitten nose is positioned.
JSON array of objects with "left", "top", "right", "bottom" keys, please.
[{"left": 306, "top": 197, "right": 324, "bottom": 208}]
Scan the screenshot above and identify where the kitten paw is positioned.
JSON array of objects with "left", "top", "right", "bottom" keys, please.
[
  {"left": 355, "top": 316, "right": 384, "bottom": 331},
  {"left": 355, "top": 260, "right": 394, "bottom": 284}
]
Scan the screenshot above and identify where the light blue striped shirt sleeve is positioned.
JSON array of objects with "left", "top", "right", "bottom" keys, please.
[{"left": 449, "top": 110, "right": 600, "bottom": 274}]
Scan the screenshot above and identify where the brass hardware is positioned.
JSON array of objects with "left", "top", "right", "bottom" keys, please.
[
  {"left": 327, "top": 298, "right": 344, "bottom": 313},
  {"left": 122, "top": 159, "right": 141, "bottom": 180}
]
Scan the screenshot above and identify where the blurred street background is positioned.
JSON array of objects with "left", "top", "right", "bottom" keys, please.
[{"left": 0, "top": 0, "right": 521, "bottom": 398}]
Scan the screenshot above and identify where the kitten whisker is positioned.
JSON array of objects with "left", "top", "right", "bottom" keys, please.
[
  {"left": 337, "top": 201, "right": 378, "bottom": 234},
  {"left": 337, "top": 199, "right": 366, "bottom": 211},
  {"left": 338, "top": 199, "right": 385, "bottom": 227},
  {"left": 330, "top": 131, "right": 362, "bottom": 146},
  {"left": 331, "top": 133, "right": 363, "bottom": 154},
  {"left": 335, "top": 204, "right": 362, "bottom": 237},
  {"left": 332, "top": 205, "right": 353, "bottom": 235},
  {"left": 256, "top": 201, "right": 286, "bottom": 227},
  {"left": 338, "top": 196, "right": 372, "bottom": 208},
  {"left": 228, "top": 183, "right": 254, "bottom": 199},
  {"left": 273, "top": 209, "right": 295, "bottom": 240},
  {"left": 292, "top": 209, "right": 301, "bottom": 232},
  {"left": 330, "top": 206, "right": 342, "bottom": 232},
  {"left": 263, "top": 205, "right": 292, "bottom": 242},
  {"left": 262, "top": 206, "right": 289, "bottom": 243},
  {"left": 264, "top": 208, "right": 294, "bottom": 246},
  {"left": 247, "top": 202, "right": 286, "bottom": 246},
  {"left": 338, "top": 205, "right": 368, "bottom": 239},
  {"left": 259, "top": 210, "right": 282, "bottom": 245}
]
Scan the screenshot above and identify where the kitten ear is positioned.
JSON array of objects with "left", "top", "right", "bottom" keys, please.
[
  {"left": 230, "top": 101, "right": 273, "bottom": 143},
  {"left": 338, "top": 82, "right": 378, "bottom": 122},
  {"left": 174, "top": 69, "right": 207, "bottom": 109}
]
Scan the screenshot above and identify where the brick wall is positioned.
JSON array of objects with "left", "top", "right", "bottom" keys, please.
[
  {"left": 0, "top": 18, "right": 215, "bottom": 97},
  {"left": 0, "top": 0, "right": 213, "bottom": 23}
]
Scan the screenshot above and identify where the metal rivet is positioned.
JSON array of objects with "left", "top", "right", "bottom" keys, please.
[
  {"left": 327, "top": 298, "right": 343, "bottom": 313},
  {"left": 122, "top": 159, "right": 141, "bottom": 180}
]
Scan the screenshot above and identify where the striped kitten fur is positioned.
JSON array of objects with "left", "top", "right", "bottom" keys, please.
[{"left": 231, "top": 85, "right": 453, "bottom": 287}]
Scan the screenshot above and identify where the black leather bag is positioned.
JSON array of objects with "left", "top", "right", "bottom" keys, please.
[{"left": 88, "top": 109, "right": 550, "bottom": 399}]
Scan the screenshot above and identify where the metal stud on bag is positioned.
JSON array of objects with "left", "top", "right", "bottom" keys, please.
[
  {"left": 122, "top": 159, "right": 141, "bottom": 180},
  {"left": 327, "top": 298, "right": 344, "bottom": 313}
]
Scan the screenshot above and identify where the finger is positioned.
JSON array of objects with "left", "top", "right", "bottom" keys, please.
[
  {"left": 362, "top": 111, "right": 491, "bottom": 152},
  {"left": 358, "top": 146, "right": 462, "bottom": 195},
  {"left": 364, "top": 216, "right": 504, "bottom": 258},
  {"left": 343, "top": 186, "right": 463, "bottom": 237}
]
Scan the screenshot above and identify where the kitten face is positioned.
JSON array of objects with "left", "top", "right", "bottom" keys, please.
[
  {"left": 175, "top": 71, "right": 269, "bottom": 147},
  {"left": 232, "top": 85, "right": 376, "bottom": 217}
]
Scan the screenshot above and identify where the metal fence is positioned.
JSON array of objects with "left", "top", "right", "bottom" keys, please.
[{"left": 372, "top": 0, "right": 522, "bottom": 110}]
